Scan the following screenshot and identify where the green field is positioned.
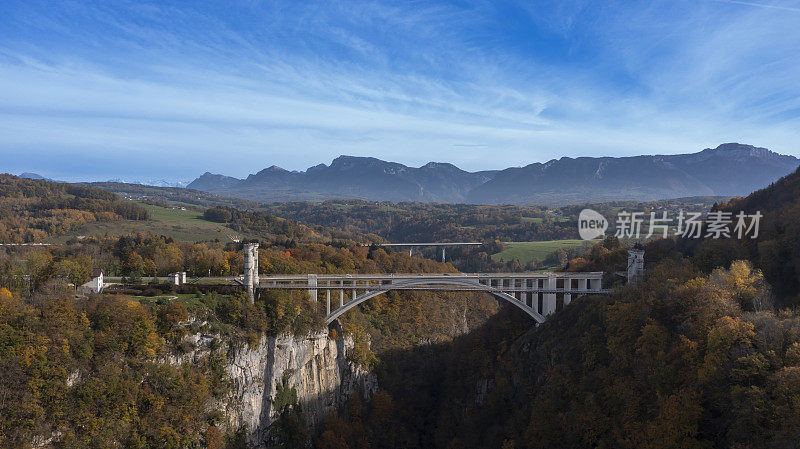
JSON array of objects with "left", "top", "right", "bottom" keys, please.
[
  {"left": 131, "top": 293, "right": 195, "bottom": 304},
  {"left": 491, "top": 239, "right": 592, "bottom": 266},
  {"left": 49, "top": 203, "right": 257, "bottom": 243}
]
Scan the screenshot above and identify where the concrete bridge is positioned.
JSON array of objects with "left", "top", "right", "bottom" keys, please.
[
  {"left": 241, "top": 243, "right": 612, "bottom": 324},
  {"left": 102, "top": 243, "right": 637, "bottom": 325},
  {"left": 369, "top": 242, "right": 483, "bottom": 262},
  {"left": 258, "top": 271, "right": 607, "bottom": 324}
]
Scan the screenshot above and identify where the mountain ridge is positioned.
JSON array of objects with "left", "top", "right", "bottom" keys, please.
[{"left": 187, "top": 143, "right": 799, "bottom": 205}]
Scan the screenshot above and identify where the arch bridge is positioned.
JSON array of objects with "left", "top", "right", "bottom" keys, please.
[
  {"left": 257, "top": 272, "right": 607, "bottom": 324},
  {"left": 103, "top": 243, "right": 630, "bottom": 325},
  {"left": 235, "top": 243, "right": 616, "bottom": 324}
]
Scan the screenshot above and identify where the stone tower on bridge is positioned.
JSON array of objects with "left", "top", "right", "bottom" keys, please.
[
  {"left": 627, "top": 247, "right": 645, "bottom": 285},
  {"left": 244, "top": 243, "right": 259, "bottom": 303}
]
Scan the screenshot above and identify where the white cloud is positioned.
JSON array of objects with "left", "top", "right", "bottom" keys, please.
[{"left": 0, "top": 0, "right": 799, "bottom": 181}]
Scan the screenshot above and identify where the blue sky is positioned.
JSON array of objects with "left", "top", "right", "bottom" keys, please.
[{"left": 1, "top": 0, "right": 800, "bottom": 182}]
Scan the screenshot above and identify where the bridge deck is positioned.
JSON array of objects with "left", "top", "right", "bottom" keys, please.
[
  {"left": 257, "top": 284, "right": 610, "bottom": 294},
  {"left": 257, "top": 271, "right": 603, "bottom": 280},
  {"left": 257, "top": 273, "right": 604, "bottom": 291}
]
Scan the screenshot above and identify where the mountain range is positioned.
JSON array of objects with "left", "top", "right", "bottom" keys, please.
[
  {"left": 15, "top": 173, "right": 190, "bottom": 189},
  {"left": 105, "top": 178, "right": 190, "bottom": 188},
  {"left": 187, "top": 143, "right": 800, "bottom": 205}
]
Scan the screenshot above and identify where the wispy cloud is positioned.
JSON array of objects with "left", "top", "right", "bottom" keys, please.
[
  {"left": 0, "top": 0, "right": 799, "bottom": 181},
  {"left": 711, "top": 0, "right": 800, "bottom": 13}
]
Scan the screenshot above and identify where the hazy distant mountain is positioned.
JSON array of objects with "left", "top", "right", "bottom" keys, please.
[
  {"left": 188, "top": 156, "right": 497, "bottom": 203},
  {"left": 106, "top": 178, "right": 190, "bottom": 188},
  {"left": 19, "top": 172, "right": 50, "bottom": 180},
  {"left": 188, "top": 173, "right": 242, "bottom": 190},
  {"left": 467, "top": 143, "right": 799, "bottom": 204},
  {"left": 187, "top": 144, "right": 799, "bottom": 205}
]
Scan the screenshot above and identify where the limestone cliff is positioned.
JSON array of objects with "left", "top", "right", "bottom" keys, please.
[
  {"left": 171, "top": 329, "right": 377, "bottom": 447},
  {"left": 224, "top": 331, "right": 377, "bottom": 445}
]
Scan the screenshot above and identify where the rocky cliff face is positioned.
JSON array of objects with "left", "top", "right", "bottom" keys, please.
[
  {"left": 171, "top": 330, "right": 377, "bottom": 447},
  {"left": 224, "top": 331, "right": 377, "bottom": 445}
]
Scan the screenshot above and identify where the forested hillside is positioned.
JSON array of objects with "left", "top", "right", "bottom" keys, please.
[
  {"left": 5, "top": 170, "right": 800, "bottom": 448},
  {"left": 0, "top": 176, "right": 500, "bottom": 448},
  {"left": 664, "top": 165, "right": 800, "bottom": 307},
  {"left": 0, "top": 233, "right": 496, "bottom": 447},
  {"left": 0, "top": 174, "right": 149, "bottom": 242},
  {"left": 261, "top": 197, "right": 724, "bottom": 244},
  {"left": 0, "top": 174, "right": 371, "bottom": 246},
  {"left": 316, "top": 168, "right": 800, "bottom": 448},
  {"left": 321, "top": 257, "right": 799, "bottom": 448},
  {"left": 720, "top": 166, "right": 800, "bottom": 302},
  {"left": 84, "top": 181, "right": 263, "bottom": 210}
]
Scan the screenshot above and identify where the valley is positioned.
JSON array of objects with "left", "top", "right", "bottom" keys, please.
[
  {"left": 3, "top": 165, "right": 800, "bottom": 447},
  {"left": 5, "top": 2, "right": 800, "bottom": 447}
]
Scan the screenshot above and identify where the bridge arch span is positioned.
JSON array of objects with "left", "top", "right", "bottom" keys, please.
[{"left": 324, "top": 277, "right": 546, "bottom": 324}]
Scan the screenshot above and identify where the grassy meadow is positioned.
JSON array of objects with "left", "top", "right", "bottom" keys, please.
[
  {"left": 48, "top": 203, "right": 255, "bottom": 243},
  {"left": 491, "top": 239, "right": 592, "bottom": 266}
]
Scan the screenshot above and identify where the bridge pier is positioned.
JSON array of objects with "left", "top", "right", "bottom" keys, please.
[
  {"left": 527, "top": 279, "right": 534, "bottom": 308},
  {"left": 543, "top": 275, "right": 557, "bottom": 316},
  {"left": 307, "top": 274, "right": 317, "bottom": 303},
  {"left": 564, "top": 277, "right": 572, "bottom": 306}
]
